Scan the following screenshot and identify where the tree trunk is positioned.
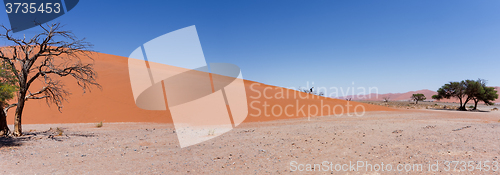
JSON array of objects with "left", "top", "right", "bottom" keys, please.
[
  {"left": 13, "top": 91, "right": 26, "bottom": 137},
  {"left": 473, "top": 99, "right": 478, "bottom": 110},
  {"left": 458, "top": 97, "right": 471, "bottom": 111},
  {"left": 458, "top": 98, "right": 465, "bottom": 111},
  {"left": 0, "top": 107, "right": 9, "bottom": 136}
]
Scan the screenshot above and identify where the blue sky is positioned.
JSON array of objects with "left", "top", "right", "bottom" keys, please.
[{"left": 1, "top": 0, "right": 499, "bottom": 95}]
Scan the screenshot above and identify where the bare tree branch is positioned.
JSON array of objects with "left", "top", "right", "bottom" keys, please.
[{"left": 3, "top": 103, "right": 17, "bottom": 113}]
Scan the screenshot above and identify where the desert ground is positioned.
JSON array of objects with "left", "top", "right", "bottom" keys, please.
[{"left": 1, "top": 107, "right": 499, "bottom": 174}]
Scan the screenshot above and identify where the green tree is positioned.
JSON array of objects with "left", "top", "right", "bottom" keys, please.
[
  {"left": 464, "top": 79, "right": 483, "bottom": 110},
  {"left": 470, "top": 79, "right": 498, "bottom": 110},
  {"left": 432, "top": 81, "right": 470, "bottom": 111},
  {"left": 433, "top": 79, "right": 499, "bottom": 111},
  {"left": 0, "top": 61, "right": 17, "bottom": 136},
  {"left": 411, "top": 93, "right": 426, "bottom": 104}
]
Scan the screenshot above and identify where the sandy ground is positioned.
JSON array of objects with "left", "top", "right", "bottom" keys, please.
[{"left": 1, "top": 109, "right": 500, "bottom": 174}]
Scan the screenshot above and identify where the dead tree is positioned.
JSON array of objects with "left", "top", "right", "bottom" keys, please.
[
  {"left": 0, "top": 23, "right": 100, "bottom": 136},
  {"left": 383, "top": 96, "right": 390, "bottom": 103}
]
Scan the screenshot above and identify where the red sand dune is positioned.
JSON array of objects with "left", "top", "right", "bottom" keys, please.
[{"left": 6, "top": 52, "right": 395, "bottom": 124}]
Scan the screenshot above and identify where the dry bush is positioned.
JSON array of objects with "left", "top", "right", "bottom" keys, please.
[
  {"left": 56, "top": 127, "right": 63, "bottom": 136},
  {"left": 208, "top": 129, "right": 215, "bottom": 136},
  {"left": 96, "top": 121, "right": 103, "bottom": 128}
]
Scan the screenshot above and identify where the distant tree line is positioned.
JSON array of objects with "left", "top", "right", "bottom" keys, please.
[{"left": 432, "top": 79, "right": 498, "bottom": 111}]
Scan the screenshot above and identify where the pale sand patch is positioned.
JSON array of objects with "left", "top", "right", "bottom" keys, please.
[{"left": 1, "top": 110, "right": 500, "bottom": 174}]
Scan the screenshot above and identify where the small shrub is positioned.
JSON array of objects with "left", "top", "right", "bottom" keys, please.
[
  {"left": 96, "top": 121, "right": 103, "bottom": 128},
  {"left": 56, "top": 127, "right": 63, "bottom": 136},
  {"left": 469, "top": 106, "right": 474, "bottom": 109},
  {"left": 208, "top": 129, "right": 215, "bottom": 136},
  {"left": 492, "top": 107, "right": 498, "bottom": 111}
]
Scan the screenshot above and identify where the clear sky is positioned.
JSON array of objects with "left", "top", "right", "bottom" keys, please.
[{"left": 1, "top": 0, "right": 499, "bottom": 95}]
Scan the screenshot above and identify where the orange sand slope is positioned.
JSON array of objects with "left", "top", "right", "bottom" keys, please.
[{"left": 8, "top": 52, "right": 395, "bottom": 124}]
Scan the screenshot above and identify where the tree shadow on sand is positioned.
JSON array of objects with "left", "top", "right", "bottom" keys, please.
[
  {"left": 1, "top": 128, "right": 98, "bottom": 147},
  {"left": 26, "top": 128, "right": 97, "bottom": 141},
  {"left": 428, "top": 108, "right": 491, "bottom": 112},
  {"left": 0, "top": 136, "right": 29, "bottom": 148}
]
